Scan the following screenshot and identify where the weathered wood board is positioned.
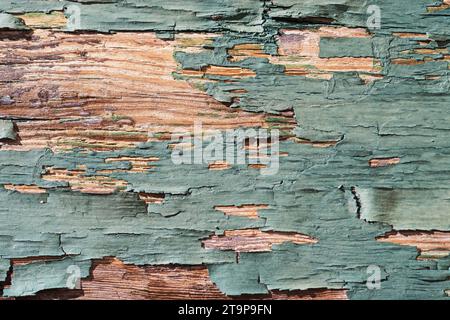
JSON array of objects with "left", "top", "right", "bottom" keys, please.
[{"left": 0, "top": 0, "right": 450, "bottom": 300}]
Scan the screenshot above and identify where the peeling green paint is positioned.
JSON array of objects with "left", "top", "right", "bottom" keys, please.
[
  {"left": 357, "top": 188, "right": 450, "bottom": 230},
  {"left": 0, "top": 12, "right": 27, "bottom": 30},
  {"left": 319, "top": 37, "right": 374, "bottom": 58}
]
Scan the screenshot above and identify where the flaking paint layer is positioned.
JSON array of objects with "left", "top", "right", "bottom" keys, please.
[{"left": 0, "top": 0, "right": 450, "bottom": 299}]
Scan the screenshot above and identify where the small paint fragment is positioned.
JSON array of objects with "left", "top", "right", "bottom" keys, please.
[
  {"left": 214, "top": 205, "right": 268, "bottom": 219},
  {"left": 369, "top": 158, "right": 401, "bottom": 168},
  {"left": 4, "top": 185, "right": 47, "bottom": 194},
  {"left": 208, "top": 161, "right": 231, "bottom": 170},
  {"left": 0, "top": 120, "right": 17, "bottom": 141},
  {"left": 203, "top": 229, "right": 317, "bottom": 252}
]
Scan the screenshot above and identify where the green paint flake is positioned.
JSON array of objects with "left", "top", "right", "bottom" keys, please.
[
  {"left": 0, "top": 12, "right": 28, "bottom": 30},
  {"left": 357, "top": 188, "right": 450, "bottom": 230},
  {"left": 0, "top": 120, "right": 17, "bottom": 140}
]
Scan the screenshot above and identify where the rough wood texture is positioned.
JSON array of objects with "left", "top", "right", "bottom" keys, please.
[{"left": 0, "top": 0, "right": 450, "bottom": 300}]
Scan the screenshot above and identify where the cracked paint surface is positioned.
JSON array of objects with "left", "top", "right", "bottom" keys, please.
[{"left": 0, "top": 0, "right": 450, "bottom": 299}]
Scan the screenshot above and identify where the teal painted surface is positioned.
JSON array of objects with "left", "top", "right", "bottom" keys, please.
[
  {"left": 3, "top": 258, "right": 91, "bottom": 297},
  {"left": 0, "top": 0, "right": 450, "bottom": 299},
  {"left": 0, "top": 143, "right": 449, "bottom": 299},
  {"left": 0, "top": 12, "right": 27, "bottom": 30}
]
